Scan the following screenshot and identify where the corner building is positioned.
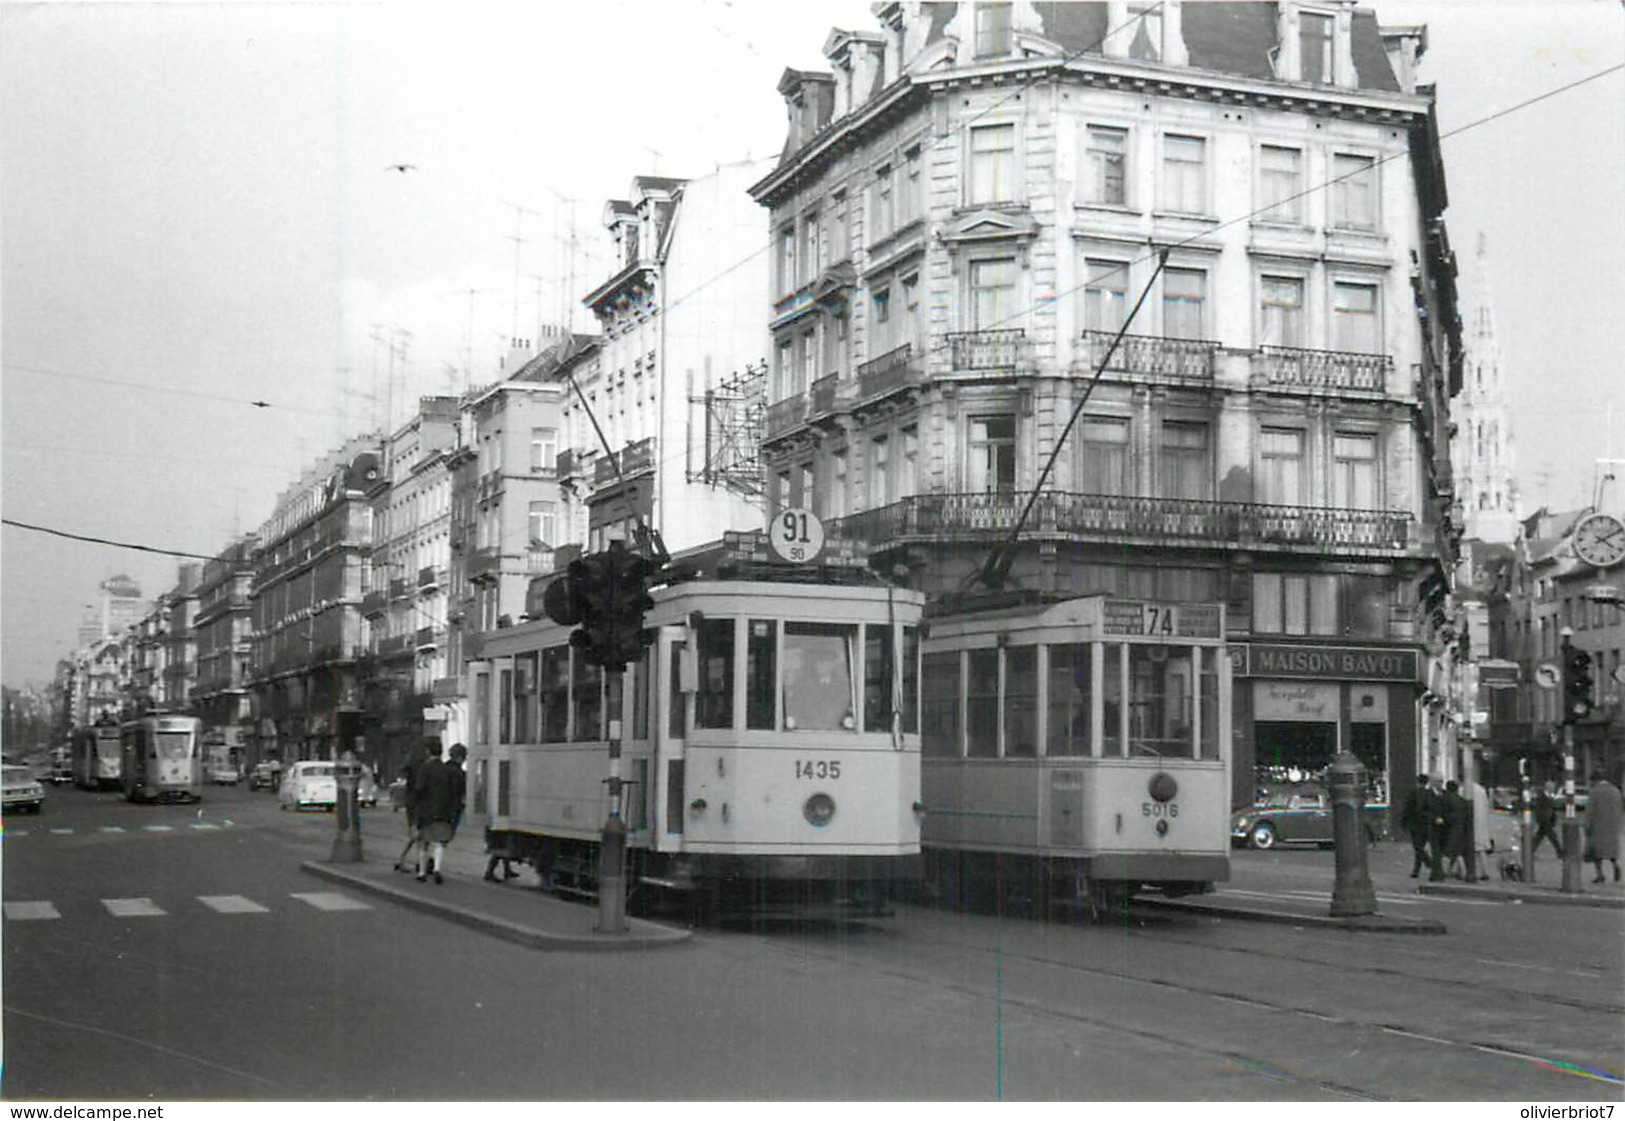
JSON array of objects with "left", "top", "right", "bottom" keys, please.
[{"left": 750, "top": 1, "right": 1462, "bottom": 812}]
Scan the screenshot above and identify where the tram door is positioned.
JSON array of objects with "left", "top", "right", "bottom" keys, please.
[{"left": 652, "top": 625, "right": 692, "bottom": 848}]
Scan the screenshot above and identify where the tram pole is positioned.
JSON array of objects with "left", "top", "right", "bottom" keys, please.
[
  {"left": 596, "top": 669, "right": 628, "bottom": 935},
  {"left": 1560, "top": 722, "right": 1582, "bottom": 893}
]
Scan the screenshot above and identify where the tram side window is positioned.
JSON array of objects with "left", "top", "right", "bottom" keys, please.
[
  {"left": 472, "top": 672, "right": 490, "bottom": 745},
  {"left": 573, "top": 657, "right": 603, "bottom": 741},
  {"left": 1127, "top": 643, "right": 1194, "bottom": 758},
  {"left": 499, "top": 668, "right": 513, "bottom": 744},
  {"left": 1046, "top": 642, "right": 1093, "bottom": 757},
  {"left": 1103, "top": 644, "right": 1123, "bottom": 756},
  {"left": 862, "top": 623, "right": 919, "bottom": 734},
  {"left": 1004, "top": 646, "right": 1037, "bottom": 757},
  {"left": 921, "top": 652, "right": 961, "bottom": 757},
  {"left": 669, "top": 644, "right": 685, "bottom": 739},
  {"left": 966, "top": 648, "right": 999, "bottom": 757},
  {"left": 747, "top": 619, "right": 777, "bottom": 730},
  {"left": 541, "top": 646, "right": 570, "bottom": 743},
  {"left": 1199, "top": 646, "right": 1219, "bottom": 760},
  {"left": 783, "top": 622, "right": 858, "bottom": 731},
  {"left": 902, "top": 625, "right": 919, "bottom": 734},
  {"left": 632, "top": 651, "right": 651, "bottom": 740},
  {"left": 696, "top": 617, "right": 735, "bottom": 730},
  {"left": 514, "top": 653, "right": 538, "bottom": 742}
]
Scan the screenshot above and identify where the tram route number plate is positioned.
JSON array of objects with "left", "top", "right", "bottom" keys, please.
[
  {"left": 795, "top": 760, "right": 841, "bottom": 780},
  {"left": 1142, "top": 802, "right": 1180, "bottom": 818},
  {"left": 1105, "top": 600, "right": 1221, "bottom": 639},
  {"left": 770, "top": 508, "right": 825, "bottom": 564}
]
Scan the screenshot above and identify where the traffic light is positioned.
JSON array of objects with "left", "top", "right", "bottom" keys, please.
[
  {"left": 1562, "top": 645, "right": 1594, "bottom": 723},
  {"left": 545, "top": 541, "right": 659, "bottom": 671}
]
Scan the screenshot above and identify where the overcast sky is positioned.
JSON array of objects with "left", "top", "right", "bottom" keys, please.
[{"left": 3, "top": 0, "right": 1622, "bottom": 689}]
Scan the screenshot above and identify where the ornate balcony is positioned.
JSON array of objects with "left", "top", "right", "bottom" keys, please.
[
  {"left": 808, "top": 372, "right": 840, "bottom": 419},
  {"left": 416, "top": 626, "right": 442, "bottom": 650},
  {"left": 832, "top": 491, "right": 1413, "bottom": 556},
  {"left": 764, "top": 392, "right": 808, "bottom": 441},
  {"left": 417, "top": 565, "right": 445, "bottom": 593},
  {"left": 1252, "top": 346, "right": 1392, "bottom": 394},
  {"left": 360, "top": 590, "right": 388, "bottom": 618},
  {"left": 388, "top": 577, "right": 409, "bottom": 601},
  {"left": 947, "top": 328, "right": 1026, "bottom": 374},
  {"left": 378, "top": 633, "right": 414, "bottom": 658},
  {"left": 856, "top": 343, "right": 920, "bottom": 403},
  {"left": 555, "top": 447, "right": 577, "bottom": 478},
  {"left": 466, "top": 546, "right": 501, "bottom": 584},
  {"left": 593, "top": 436, "right": 655, "bottom": 487},
  {"left": 524, "top": 548, "right": 555, "bottom": 576},
  {"left": 1080, "top": 330, "right": 1218, "bottom": 385}
]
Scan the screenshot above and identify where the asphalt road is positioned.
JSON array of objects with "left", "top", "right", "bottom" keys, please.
[{"left": 4, "top": 783, "right": 1620, "bottom": 1101}]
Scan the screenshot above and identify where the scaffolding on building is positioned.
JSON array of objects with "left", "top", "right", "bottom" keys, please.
[{"left": 692, "top": 359, "right": 766, "bottom": 498}]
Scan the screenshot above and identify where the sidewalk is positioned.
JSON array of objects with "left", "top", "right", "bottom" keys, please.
[{"left": 297, "top": 821, "right": 692, "bottom": 952}]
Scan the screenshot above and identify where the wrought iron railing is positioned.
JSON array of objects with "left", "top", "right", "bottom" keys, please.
[
  {"left": 388, "top": 578, "right": 409, "bottom": 600},
  {"left": 1253, "top": 346, "right": 1391, "bottom": 393},
  {"left": 764, "top": 393, "right": 808, "bottom": 439},
  {"left": 856, "top": 343, "right": 918, "bottom": 400},
  {"left": 416, "top": 626, "right": 441, "bottom": 650},
  {"left": 947, "top": 328, "right": 1026, "bottom": 372},
  {"left": 360, "top": 590, "right": 388, "bottom": 618},
  {"left": 809, "top": 372, "right": 840, "bottom": 417},
  {"left": 417, "top": 565, "right": 443, "bottom": 591},
  {"left": 466, "top": 547, "right": 501, "bottom": 582},
  {"left": 831, "top": 491, "right": 1412, "bottom": 552},
  {"left": 1080, "top": 330, "right": 1218, "bottom": 384}
]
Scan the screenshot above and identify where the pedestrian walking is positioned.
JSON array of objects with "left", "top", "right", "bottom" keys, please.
[
  {"left": 394, "top": 740, "right": 436, "bottom": 873},
  {"left": 414, "top": 742, "right": 467, "bottom": 884},
  {"left": 1531, "top": 782, "right": 1564, "bottom": 859},
  {"left": 1399, "top": 773, "right": 1433, "bottom": 878},
  {"left": 1467, "top": 778, "right": 1491, "bottom": 881},
  {"left": 1583, "top": 773, "right": 1622, "bottom": 884},
  {"left": 1442, "top": 780, "right": 1471, "bottom": 879},
  {"left": 1423, "top": 775, "right": 1451, "bottom": 881}
]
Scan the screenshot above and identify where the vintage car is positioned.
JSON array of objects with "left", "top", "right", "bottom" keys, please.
[
  {"left": 1231, "top": 784, "right": 1386, "bottom": 850},
  {"left": 2, "top": 764, "right": 46, "bottom": 814},
  {"left": 279, "top": 761, "right": 337, "bottom": 811}
]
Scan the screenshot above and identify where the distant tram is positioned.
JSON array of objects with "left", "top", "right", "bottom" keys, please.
[
  {"left": 72, "top": 724, "right": 123, "bottom": 790},
  {"left": 919, "top": 593, "right": 1232, "bottom": 918},
  {"left": 120, "top": 714, "right": 203, "bottom": 803},
  {"left": 468, "top": 534, "right": 925, "bottom": 919}
]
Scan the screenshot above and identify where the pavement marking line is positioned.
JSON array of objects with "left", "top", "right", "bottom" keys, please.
[
  {"left": 290, "top": 891, "right": 371, "bottom": 912},
  {"left": 142, "top": 825, "right": 173, "bottom": 832},
  {"left": 98, "top": 826, "right": 126, "bottom": 833},
  {"left": 6, "top": 830, "right": 27, "bottom": 837},
  {"left": 190, "top": 823, "right": 222, "bottom": 831},
  {"left": 4, "top": 901, "right": 62, "bottom": 921},
  {"left": 198, "top": 895, "right": 270, "bottom": 915},
  {"left": 48, "top": 828, "right": 75, "bottom": 835},
  {"left": 103, "top": 898, "right": 167, "bottom": 918}
]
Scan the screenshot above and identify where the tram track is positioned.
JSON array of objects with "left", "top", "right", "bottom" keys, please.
[{"left": 718, "top": 906, "right": 1622, "bottom": 1096}]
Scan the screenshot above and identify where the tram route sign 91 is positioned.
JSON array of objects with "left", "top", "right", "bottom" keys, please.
[{"left": 769, "top": 508, "right": 824, "bottom": 564}]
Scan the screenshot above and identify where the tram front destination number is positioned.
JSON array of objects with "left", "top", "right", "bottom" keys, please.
[{"left": 795, "top": 760, "right": 842, "bottom": 780}]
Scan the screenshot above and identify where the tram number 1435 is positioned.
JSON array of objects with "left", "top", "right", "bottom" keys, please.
[{"left": 795, "top": 760, "right": 842, "bottom": 780}]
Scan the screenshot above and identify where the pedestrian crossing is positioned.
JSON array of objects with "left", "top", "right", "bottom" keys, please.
[
  {"left": 3, "top": 820, "right": 233, "bottom": 839},
  {"left": 1220, "top": 886, "right": 1503, "bottom": 908},
  {"left": 2, "top": 890, "right": 372, "bottom": 922}
]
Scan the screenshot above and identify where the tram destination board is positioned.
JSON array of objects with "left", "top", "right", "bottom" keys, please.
[{"left": 1103, "top": 600, "right": 1222, "bottom": 639}]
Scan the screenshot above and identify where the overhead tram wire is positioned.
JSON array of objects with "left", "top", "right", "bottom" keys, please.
[
  {"left": 2, "top": 518, "right": 218, "bottom": 562},
  {"left": 3, "top": 362, "right": 346, "bottom": 419}
]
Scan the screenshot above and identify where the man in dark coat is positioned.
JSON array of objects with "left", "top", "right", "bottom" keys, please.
[
  {"left": 1584, "top": 773, "right": 1622, "bottom": 884},
  {"left": 413, "top": 742, "right": 467, "bottom": 884},
  {"left": 394, "top": 739, "right": 436, "bottom": 873},
  {"left": 1424, "top": 774, "right": 1451, "bottom": 881},
  {"left": 1441, "top": 779, "right": 1471, "bottom": 879},
  {"left": 1399, "top": 773, "right": 1433, "bottom": 878}
]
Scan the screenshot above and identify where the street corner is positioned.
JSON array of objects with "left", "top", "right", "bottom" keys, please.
[
  {"left": 1417, "top": 878, "right": 1625, "bottom": 909},
  {"left": 298, "top": 858, "right": 694, "bottom": 952}
]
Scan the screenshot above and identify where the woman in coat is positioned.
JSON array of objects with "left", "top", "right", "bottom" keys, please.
[{"left": 1583, "top": 774, "right": 1622, "bottom": 884}]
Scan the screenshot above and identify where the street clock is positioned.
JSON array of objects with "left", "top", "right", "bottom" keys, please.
[{"left": 1571, "top": 512, "right": 1625, "bottom": 569}]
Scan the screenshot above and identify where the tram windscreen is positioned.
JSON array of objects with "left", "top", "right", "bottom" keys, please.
[
  {"left": 782, "top": 623, "right": 857, "bottom": 731},
  {"left": 1127, "top": 644, "right": 1195, "bottom": 758},
  {"left": 154, "top": 732, "right": 193, "bottom": 760}
]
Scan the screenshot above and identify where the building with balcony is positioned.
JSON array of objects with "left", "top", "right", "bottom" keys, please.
[
  {"left": 360, "top": 397, "right": 458, "bottom": 775},
  {"left": 193, "top": 537, "right": 258, "bottom": 761},
  {"left": 750, "top": 1, "right": 1464, "bottom": 811},
  {"left": 564, "top": 164, "right": 771, "bottom": 555},
  {"left": 157, "top": 563, "right": 201, "bottom": 712},
  {"left": 248, "top": 437, "right": 379, "bottom": 763}
]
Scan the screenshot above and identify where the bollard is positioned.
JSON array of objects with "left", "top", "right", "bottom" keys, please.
[
  {"left": 330, "top": 750, "right": 363, "bottom": 863},
  {"left": 1326, "top": 751, "right": 1378, "bottom": 917}
]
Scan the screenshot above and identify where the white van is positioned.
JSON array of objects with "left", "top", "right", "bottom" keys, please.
[{"left": 279, "top": 761, "right": 337, "bottom": 811}]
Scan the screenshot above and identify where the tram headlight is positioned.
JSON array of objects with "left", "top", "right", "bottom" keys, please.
[
  {"left": 1148, "top": 772, "right": 1178, "bottom": 803},
  {"left": 803, "top": 792, "right": 836, "bottom": 828}
]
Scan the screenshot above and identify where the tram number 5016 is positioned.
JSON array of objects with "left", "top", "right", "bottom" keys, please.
[
  {"left": 770, "top": 507, "right": 825, "bottom": 565},
  {"left": 795, "top": 760, "right": 841, "bottom": 780},
  {"left": 1142, "top": 802, "right": 1179, "bottom": 818}
]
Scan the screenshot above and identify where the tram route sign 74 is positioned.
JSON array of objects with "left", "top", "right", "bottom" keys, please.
[{"left": 771, "top": 508, "right": 824, "bottom": 565}]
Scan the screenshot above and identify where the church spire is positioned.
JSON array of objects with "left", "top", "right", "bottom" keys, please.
[{"left": 1451, "top": 233, "right": 1519, "bottom": 544}]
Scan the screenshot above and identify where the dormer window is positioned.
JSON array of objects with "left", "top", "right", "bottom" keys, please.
[
  {"left": 975, "top": 2, "right": 1013, "bottom": 59},
  {"left": 1127, "top": 2, "right": 1163, "bottom": 62},
  {"left": 1300, "top": 10, "right": 1335, "bottom": 82}
]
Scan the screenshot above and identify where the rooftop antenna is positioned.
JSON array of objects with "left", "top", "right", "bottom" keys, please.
[{"left": 501, "top": 200, "right": 538, "bottom": 341}]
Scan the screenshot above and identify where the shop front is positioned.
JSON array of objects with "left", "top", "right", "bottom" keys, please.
[{"left": 1231, "top": 642, "right": 1421, "bottom": 825}]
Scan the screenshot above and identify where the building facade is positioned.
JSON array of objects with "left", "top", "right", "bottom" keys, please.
[
  {"left": 248, "top": 438, "right": 379, "bottom": 763},
  {"left": 750, "top": 1, "right": 1463, "bottom": 812},
  {"left": 194, "top": 538, "right": 258, "bottom": 762},
  {"left": 562, "top": 164, "right": 772, "bottom": 555}
]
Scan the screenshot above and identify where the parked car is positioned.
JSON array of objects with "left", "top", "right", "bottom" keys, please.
[
  {"left": 2, "top": 764, "right": 46, "bottom": 814},
  {"left": 279, "top": 761, "right": 337, "bottom": 811},
  {"left": 248, "top": 762, "right": 280, "bottom": 791},
  {"left": 1231, "top": 784, "right": 1385, "bottom": 850},
  {"left": 1491, "top": 786, "right": 1520, "bottom": 812},
  {"left": 207, "top": 762, "right": 242, "bottom": 785},
  {"left": 357, "top": 770, "right": 378, "bottom": 807}
]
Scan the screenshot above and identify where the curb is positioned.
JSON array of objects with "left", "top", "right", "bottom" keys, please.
[
  {"left": 1135, "top": 896, "right": 1447, "bottom": 934},
  {"left": 1416, "top": 882, "right": 1625, "bottom": 909},
  {"left": 299, "top": 861, "right": 694, "bottom": 951}
]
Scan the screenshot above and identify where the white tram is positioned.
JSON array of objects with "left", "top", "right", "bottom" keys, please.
[
  {"left": 119, "top": 714, "right": 204, "bottom": 803},
  {"left": 468, "top": 545, "right": 926, "bottom": 918},
  {"left": 72, "top": 724, "right": 123, "bottom": 790},
  {"left": 919, "top": 594, "right": 1231, "bottom": 915}
]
